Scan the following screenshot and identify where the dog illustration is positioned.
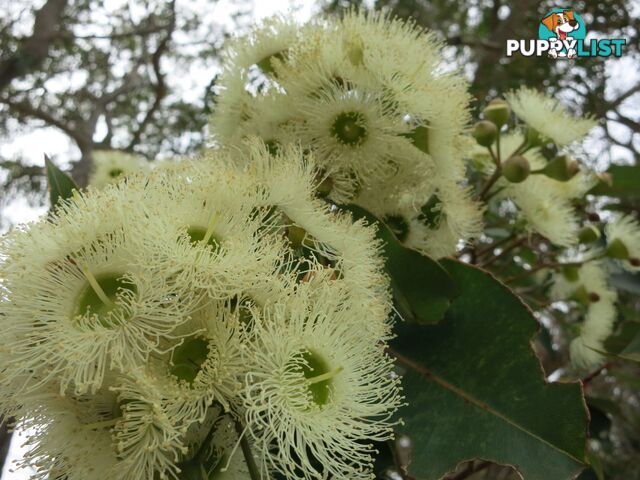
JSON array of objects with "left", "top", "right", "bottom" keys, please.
[{"left": 541, "top": 10, "right": 579, "bottom": 58}]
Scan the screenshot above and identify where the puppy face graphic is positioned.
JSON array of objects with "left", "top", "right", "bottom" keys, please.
[{"left": 541, "top": 10, "right": 579, "bottom": 40}]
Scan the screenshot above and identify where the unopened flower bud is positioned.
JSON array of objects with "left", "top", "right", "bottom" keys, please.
[
  {"left": 502, "top": 155, "right": 530, "bottom": 183},
  {"left": 578, "top": 225, "right": 600, "bottom": 244},
  {"left": 606, "top": 238, "right": 629, "bottom": 260},
  {"left": 472, "top": 120, "right": 498, "bottom": 147},
  {"left": 483, "top": 99, "right": 511, "bottom": 128},
  {"left": 540, "top": 155, "right": 580, "bottom": 181}
]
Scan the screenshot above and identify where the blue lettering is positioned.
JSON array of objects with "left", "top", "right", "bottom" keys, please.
[
  {"left": 577, "top": 40, "right": 589, "bottom": 57},
  {"left": 611, "top": 39, "right": 626, "bottom": 57},
  {"left": 598, "top": 39, "right": 612, "bottom": 57}
]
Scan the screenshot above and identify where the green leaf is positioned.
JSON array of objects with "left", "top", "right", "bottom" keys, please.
[
  {"left": 44, "top": 154, "right": 78, "bottom": 210},
  {"left": 617, "top": 330, "right": 640, "bottom": 363},
  {"left": 341, "top": 204, "right": 458, "bottom": 324},
  {"left": 589, "top": 165, "right": 640, "bottom": 197},
  {"left": 391, "top": 259, "right": 588, "bottom": 480}
]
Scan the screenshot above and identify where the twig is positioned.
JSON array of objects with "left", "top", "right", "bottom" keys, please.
[
  {"left": 474, "top": 233, "right": 516, "bottom": 260},
  {"left": 478, "top": 140, "right": 502, "bottom": 201},
  {"left": 479, "top": 237, "right": 526, "bottom": 268},
  {"left": 582, "top": 362, "right": 612, "bottom": 385},
  {"left": 504, "top": 262, "right": 570, "bottom": 283}
]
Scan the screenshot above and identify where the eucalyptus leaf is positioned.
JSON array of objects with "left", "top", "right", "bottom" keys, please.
[
  {"left": 341, "top": 204, "right": 458, "bottom": 325},
  {"left": 391, "top": 259, "right": 588, "bottom": 480},
  {"left": 44, "top": 154, "right": 78, "bottom": 210}
]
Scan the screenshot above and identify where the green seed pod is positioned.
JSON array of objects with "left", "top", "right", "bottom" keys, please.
[
  {"left": 483, "top": 98, "right": 511, "bottom": 128},
  {"left": 472, "top": 120, "right": 498, "bottom": 147},
  {"left": 578, "top": 225, "right": 601, "bottom": 244},
  {"left": 502, "top": 155, "right": 531, "bottom": 183},
  {"left": 540, "top": 155, "right": 580, "bottom": 181}
]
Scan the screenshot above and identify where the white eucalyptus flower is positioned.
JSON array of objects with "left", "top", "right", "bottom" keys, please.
[
  {"left": 241, "top": 282, "right": 402, "bottom": 480},
  {"left": 89, "top": 150, "right": 150, "bottom": 188},
  {"left": 0, "top": 190, "right": 196, "bottom": 395},
  {"left": 605, "top": 214, "right": 640, "bottom": 270},
  {"left": 505, "top": 88, "right": 597, "bottom": 146}
]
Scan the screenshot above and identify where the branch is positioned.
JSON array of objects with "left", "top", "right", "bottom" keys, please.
[
  {"left": 61, "top": 23, "right": 172, "bottom": 40},
  {"left": 0, "top": 0, "right": 69, "bottom": 92},
  {"left": 3, "top": 99, "right": 89, "bottom": 147},
  {"left": 606, "top": 82, "right": 640, "bottom": 109},
  {"left": 479, "top": 236, "right": 526, "bottom": 268},
  {"left": 126, "top": 2, "right": 176, "bottom": 150}
]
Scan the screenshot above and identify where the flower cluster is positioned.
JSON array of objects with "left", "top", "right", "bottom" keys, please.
[
  {"left": 0, "top": 142, "right": 401, "bottom": 479},
  {"left": 209, "top": 10, "right": 483, "bottom": 258},
  {"left": 470, "top": 88, "right": 598, "bottom": 247}
]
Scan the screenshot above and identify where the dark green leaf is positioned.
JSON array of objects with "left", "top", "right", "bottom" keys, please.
[
  {"left": 391, "top": 259, "right": 588, "bottom": 480},
  {"left": 603, "top": 321, "right": 640, "bottom": 354},
  {"left": 589, "top": 165, "right": 640, "bottom": 197},
  {"left": 618, "top": 330, "right": 640, "bottom": 363},
  {"left": 341, "top": 204, "right": 458, "bottom": 324},
  {"left": 44, "top": 155, "right": 78, "bottom": 210}
]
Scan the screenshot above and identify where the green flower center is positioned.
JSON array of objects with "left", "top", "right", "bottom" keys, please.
[
  {"left": 186, "top": 226, "right": 221, "bottom": 251},
  {"left": 418, "top": 194, "right": 443, "bottom": 229},
  {"left": 384, "top": 215, "right": 410, "bottom": 243},
  {"left": 109, "top": 168, "right": 124, "bottom": 178},
  {"left": 403, "top": 124, "right": 430, "bottom": 154},
  {"left": 264, "top": 140, "right": 280, "bottom": 156},
  {"left": 331, "top": 111, "right": 367, "bottom": 146},
  {"left": 289, "top": 349, "right": 342, "bottom": 407},
  {"left": 170, "top": 336, "right": 210, "bottom": 384},
  {"left": 74, "top": 271, "right": 137, "bottom": 328},
  {"left": 256, "top": 50, "right": 286, "bottom": 75}
]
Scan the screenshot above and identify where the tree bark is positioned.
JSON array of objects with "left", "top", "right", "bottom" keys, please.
[{"left": 0, "top": 0, "right": 69, "bottom": 93}]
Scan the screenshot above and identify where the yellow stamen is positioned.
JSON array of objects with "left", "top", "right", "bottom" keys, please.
[
  {"left": 306, "top": 366, "right": 344, "bottom": 385},
  {"left": 81, "top": 265, "right": 116, "bottom": 308}
]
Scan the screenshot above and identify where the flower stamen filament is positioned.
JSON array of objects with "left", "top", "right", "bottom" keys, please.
[
  {"left": 306, "top": 366, "right": 343, "bottom": 385},
  {"left": 81, "top": 265, "right": 116, "bottom": 309}
]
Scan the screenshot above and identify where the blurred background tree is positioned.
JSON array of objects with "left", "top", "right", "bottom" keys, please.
[
  {"left": 1, "top": 1, "right": 639, "bottom": 479},
  {"left": 0, "top": 0, "right": 253, "bottom": 228}
]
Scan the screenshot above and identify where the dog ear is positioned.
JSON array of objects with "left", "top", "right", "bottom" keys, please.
[
  {"left": 541, "top": 13, "right": 557, "bottom": 32},
  {"left": 564, "top": 10, "right": 575, "bottom": 21}
]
